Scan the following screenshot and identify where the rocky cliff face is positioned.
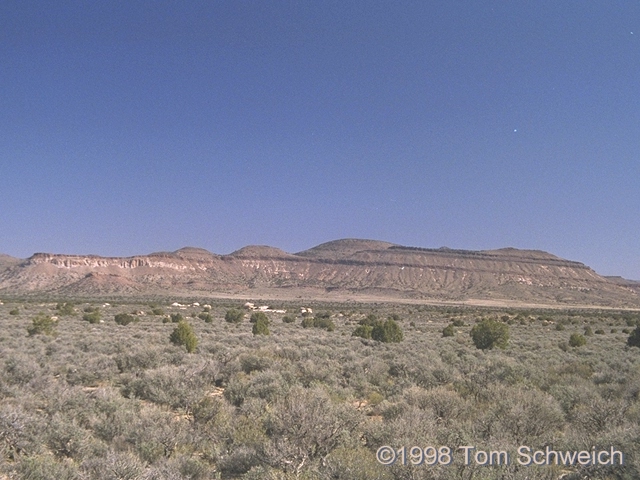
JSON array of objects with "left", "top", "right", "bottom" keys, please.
[{"left": 0, "top": 239, "right": 637, "bottom": 307}]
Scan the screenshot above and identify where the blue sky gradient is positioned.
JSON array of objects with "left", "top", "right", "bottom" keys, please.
[{"left": 1, "top": 2, "right": 639, "bottom": 278}]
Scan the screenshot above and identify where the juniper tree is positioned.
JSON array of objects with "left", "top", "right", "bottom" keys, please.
[
  {"left": 470, "top": 318, "right": 509, "bottom": 350},
  {"left": 170, "top": 321, "right": 198, "bottom": 353}
]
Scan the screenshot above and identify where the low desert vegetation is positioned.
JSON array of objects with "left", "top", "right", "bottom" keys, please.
[
  {"left": 628, "top": 325, "right": 640, "bottom": 347},
  {"left": 442, "top": 324, "right": 455, "bottom": 337},
  {"left": 114, "top": 312, "right": 136, "bottom": 326},
  {"left": 26, "top": 312, "right": 57, "bottom": 336},
  {"left": 569, "top": 332, "right": 587, "bottom": 347},
  {"left": 470, "top": 317, "right": 509, "bottom": 349},
  {"left": 169, "top": 320, "right": 198, "bottom": 353},
  {"left": 225, "top": 308, "right": 244, "bottom": 324},
  {"left": 0, "top": 299, "right": 639, "bottom": 479},
  {"left": 352, "top": 315, "right": 403, "bottom": 342},
  {"left": 251, "top": 317, "right": 270, "bottom": 335}
]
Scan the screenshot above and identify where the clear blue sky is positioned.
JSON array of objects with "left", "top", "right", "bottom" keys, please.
[{"left": 1, "top": 2, "right": 639, "bottom": 279}]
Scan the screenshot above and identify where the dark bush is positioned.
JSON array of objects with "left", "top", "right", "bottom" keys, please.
[
  {"left": 250, "top": 312, "right": 269, "bottom": 324},
  {"left": 225, "top": 309, "right": 244, "bottom": 323},
  {"left": 300, "top": 317, "right": 335, "bottom": 331},
  {"left": 451, "top": 318, "right": 465, "bottom": 327},
  {"left": 314, "top": 317, "right": 335, "bottom": 331},
  {"left": 55, "top": 302, "right": 75, "bottom": 316},
  {"left": 9, "top": 308, "right": 19, "bottom": 315},
  {"left": 170, "top": 313, "right": 184, "bottom": 323},
  {"left": 352, "top": 325, "right": 373, "bottom": 339},
  {"left": 595, "top": 329, "right": 605, "bottom": 335},
  {"left": 170, "top": 321, "right": 198, "bottom": 353},
  {"left": 569, "top": 333, "right": 587, "bottom": 347},
  {"left": 27, "top": 314, "right": 57, "bottom": 337},
  {"left": 252, "top": 318, "right": 270, "bottom": 335},
  {"left": 371, "top": 319, "right": 403, "bottom": 343},
  {"left": 359, "top": 314, "right": 378, "bottom": 326},
  {"left": 584, "top": 326, "right": 593, "bottom": 336},
  {"left": 627, "top": 326, "right": 640, "bottom": 347},
  {"left": 198, "top": 312, "right": 213, "bottom": 323},
  {"left": 442, "top": 324, "right": 455, "bottom": 337},
  {"left": 114, "top": 313, "right": 136, "bottom": 326},
  {"left": 282, "top": 315, "right": 296, "bottom": 323},
  {"left": 82, "top": 311, "right": 101, "bottom": 324},
  {"left": 470, "top": 318, "right": 509, "bottom": 350},
  {"left": 151, "top": 308, "right": 165, "bottom": 316}
]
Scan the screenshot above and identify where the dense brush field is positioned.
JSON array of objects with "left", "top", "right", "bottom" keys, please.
[{"left": 1, "top": 297, "right": 639, "bottom": 479}]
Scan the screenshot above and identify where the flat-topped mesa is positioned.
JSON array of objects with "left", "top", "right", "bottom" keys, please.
[
  {"left": 28, "top": 253, "right": 149, "bottom": 268},
  {"left": 295, "top": 238, "right": 397, "bottom": 259},
  {"left": 171, "top": 247, "right": 217, "bottom": 261},
  {"left": 386, "top": 245, "right": 589, "bottom": 268},
  {"left": 2, "top": 239, "right": 637, "bottom": 306},
  {"left": 27, "top": 253, "right": 197, "bottom": 271},
  {"left": 227, "top": 245, "right": 295, "bottom": 260}
]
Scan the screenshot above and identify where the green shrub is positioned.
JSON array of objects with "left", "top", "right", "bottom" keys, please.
[
  {"left": 151, "top": 308, "right": 165, "bottom": 316},
  {"left": 83, "top": 311, "right": 101, "bottom": 324},
  {"left": 225, "top": 309, "right": 244, "bottom": 324},
  {"left": 442, "top": 324, "right": 455, "bottom": 337},
  {"left": 299, "top": 316, "right": 335, "bottom": 331},
  {"left": 595, "top": 329, "right": 605, "bottom": 335},
  {"left": 314, "top": 317, "right": 335, "bottom": 331},
  {"left": 252, "top": 318, "right": 270, "bottom": 335},
  {"left": 555, "top": 323, "right": 565, "bottom": 331},
  {"left": 27, "top": 313, "right": 57, "bottom": 336},
  {"left": 84, "top": 306, "right": 99, "bottom": 313},
  {"left": 282, "top": 315, "right": 296, "bottom": 323},
  {"left": 569, "top": 333, "right": 587, "bottom": 347},
  {"left": 9, "top": 308, "right": 19, "bottom": 315},
  {"left": 114, "top": 313, "right": 136, "bottom": 326},
  {"left": 351, "top": 325, "right": 373, "bottom": 339},
  {"left": 170, "top": 321, "right": 198, "bottom": 353},
  {"left": 198, "top": 312, "right": 213, "bottom": 323},
  {"left": 470, "top": 318, "right": 509, "bottom": 350},
  {"left": 584, "top": 326, "right": 593, "bottom": 336},
  {"left": 627, "top": 327, "right": 640, "bottom": 348},
  {"left": 371, "top": 319, "right": 403, "bottom": 343},
  {"left": 170, "top": 313, "right": 184, "bottom": 323},
  {"left": 451, "top": 318, "right": 465, "bottom": 327},
  {"left": 250, "top": 311, "right": 269, "bottom": 325},
  {"left": 359, "top": 314, "right": 378, "bottom": 326},
  {"left": 55, "top": 302, "right": 75, "bottom": 316}
]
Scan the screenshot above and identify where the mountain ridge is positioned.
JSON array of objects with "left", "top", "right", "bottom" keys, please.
[{"left": 0, "top": 239, "right": 637, "bottom": 307}]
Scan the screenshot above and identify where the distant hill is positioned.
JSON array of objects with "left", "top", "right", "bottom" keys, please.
[
  {"left": 0, "top": 239, "right": 638, "bottom": 308},
  {"left": 0, "top": 254, "right": 21, "bottom": 270}
]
